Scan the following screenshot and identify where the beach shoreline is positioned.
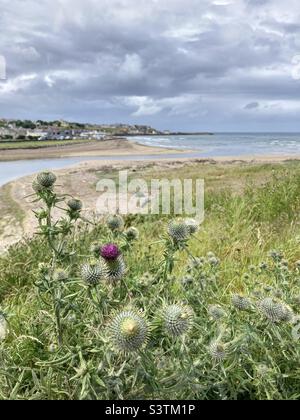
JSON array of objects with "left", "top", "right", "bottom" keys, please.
[{"left": 0, "top": 138, "right": 190, "bottom": 162}]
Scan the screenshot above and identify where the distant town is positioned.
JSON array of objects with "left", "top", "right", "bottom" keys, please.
[
  {"left": 0, "top": 118, "right": 171, "bottom": 141},
  {"left": 0, "top": 118, "right": 212, "bottom": 141}
]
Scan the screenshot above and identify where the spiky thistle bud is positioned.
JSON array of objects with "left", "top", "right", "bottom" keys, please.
[
  {"left": 53, "top": 268, "right": 69, "bottom": 282},
  {"left": 208, "top": 305, "right": 227, "bottom": 320},
  {"left": 106, "top": 215, "right": 124, "bottom": 232},
  {"left": 36, "top": 171, "right": 57, "bottom": 188},
  {"left": 162, "top": 304, "right": 193, "bottom": 337},
  {"left": 258, "top": 297, "right": 293, "bottom": 323},
  {"left": 81, "top": 260, "right": 107, "bottom": 285},
  {"left": 32, "top": 180, "right": 49, "bottom": 194},
  {"left": 208, "top": 305, "right": 226, "bottom": 320},
  {"left": 105, "top": 256, "right": 126, "bottom": 282},
  {"left": 125, "top": 227, "right": 139, "bottom": 241},
  {"left": 67, "top": 198, "right": 83, "bottom": 212},
  {"left": 232, "top": 294, "right": 252, "bottom": 311},
  {"left": 0, "top": 313, "right": 8, "bottom": 341},
  {"left": 208, "top": 340, "right": 228, "bottom": 362},
  {"left": 110, "top": 310, "right": 149, "bottom": 352},
  {"left": 184, "top": 218, "right": 199, "bottom": 234},
  {"left": 168, "top": 220, "right": 190, "bottom": 242}
]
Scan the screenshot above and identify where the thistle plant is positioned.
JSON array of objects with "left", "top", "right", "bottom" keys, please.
[
  {"left": 168, "top": 219, "right": 190, "bottom": 243},
  {"left": 208, "top": 305, "right": 227, "bottom": 321},
  {"left": 31, "top": 171, "right": 86, "bottom": 346},
  {"left": 208, "top": 340, "right": 228, "bottom": 362},
  {"left": 258, "top": 297, "right": 293, "bottom": 323},
  {"left": 81, "top": 260, "right": 107, "bottom": 286},
  {"left": 2, "top": 171, "right": 300, "bottom": 400},
  {"left": 124, "top": 226, "right": 139, "bottom": 241},
  {"left": 231, "top": 294, "right": 252, "bottom": 311},
  {"left": 109, "top": 309, "right": 149, "bottom": 352},
  {"left": 106, "top": 214, "right": 124, "bottom": 233},
  {"left": 161, "top": 304, "right": 193, "bottom": 337},
  {"left": 100, "top": 244, "right": 126, "bottom": 282},
  {"left": 184, "top": 218, "right": 199, "bottom": 234}
]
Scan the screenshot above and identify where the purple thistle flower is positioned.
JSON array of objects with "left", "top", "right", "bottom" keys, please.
[{"left": 100, "top": 243, "right": 121, "bottom": 261}]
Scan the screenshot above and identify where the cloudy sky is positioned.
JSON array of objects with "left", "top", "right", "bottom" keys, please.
[{"left": 1, "top": 0, "right": 300, "bottom": 131}]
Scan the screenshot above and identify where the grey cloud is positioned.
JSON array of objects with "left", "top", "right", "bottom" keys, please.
[{"left": 0, "top": 0, "right": 300, "bottom": 130}]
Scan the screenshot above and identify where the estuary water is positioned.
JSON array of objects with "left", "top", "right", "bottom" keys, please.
[{"left": 0, "top": 133, "right": 300, "bottom": 187}]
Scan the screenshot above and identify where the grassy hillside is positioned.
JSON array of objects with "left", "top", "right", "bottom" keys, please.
[{"left": 0, "top": 162, "right": 300, "bottom": 400}]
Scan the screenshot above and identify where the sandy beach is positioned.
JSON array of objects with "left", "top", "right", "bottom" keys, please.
[{"left": 0, "top": 138, "right": 187, "bottom": 161}]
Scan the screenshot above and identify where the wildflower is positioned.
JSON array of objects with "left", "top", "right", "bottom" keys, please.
[
  {"left": 106, "top": 215, "right": 124, "bottom": 232},
  {"left": 208, "top": 340, "right": 228, "bottom": 362},
  {"left": 67, "top": 198, "right": 83, "bottom": 212},
  {"left": 81, "top": 260, "right": 107, "bottom": 285},
  {"left": 100, "top": 244, "right": 126, "bottom": 282},
  {"left": 208, "top": 305, "right": 227, "bottom": 320},
  {"left": 232, "top": 294, "right": 252, "bottom": 311},
  {"left": 100, "top": 243, "right": 121, "bottom": 260},
  {"left": 125, "top": 226, "right": 139, "bottom": 241},
  {"left": 162, "top": 304, "right": 193, "bottom": 337},
  {"left": 168, "top": 219, "right": 190, "bottom": 242},
  {"left": 110, "top": 309, "right": 149, "bottom": 352},
  {"left": 258, "top": 297, "right": 293, "bottom": 323},
  {"left": 36, "top": 171, "right": 57, "bottom": 188},
  {"left": 184, "top": 218, "right": 199, "bottom": 234}
]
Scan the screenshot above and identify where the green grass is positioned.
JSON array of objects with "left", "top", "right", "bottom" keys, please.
[
  {"left": 0, "top": 162, "right": 300, "bottom": 400},
  {"left": 0, "top": 139, "right": 94, "bottom": 150}
]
